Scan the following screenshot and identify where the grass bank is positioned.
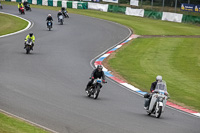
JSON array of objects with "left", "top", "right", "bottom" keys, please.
[
  {"left": 0, "top": 13, "right": 28, "bottom": 36},
  {"left": 0, "top": 113, "right": 49, "bottom": 133}
]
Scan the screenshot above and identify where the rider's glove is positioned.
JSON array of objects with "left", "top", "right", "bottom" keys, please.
[{"left": 92, "top": 77, "right": 94, "bottom": 79}]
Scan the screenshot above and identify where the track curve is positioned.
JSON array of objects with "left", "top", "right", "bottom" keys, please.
[{"left": 0, "top": 5, "right": 200, "bottom": 133}]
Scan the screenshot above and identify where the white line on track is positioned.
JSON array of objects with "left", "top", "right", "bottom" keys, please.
[
  {"left": 0, "top": 109, "right": 59, "bottom": 133},
  {"left": 0, "top": 11, "right": 33, "bottom": 38}
]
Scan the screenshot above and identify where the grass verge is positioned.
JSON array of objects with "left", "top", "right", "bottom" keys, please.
[
  {"left": 0, "top": 13, "right": 28, "bottom": 36},
  {"left": 0, "top": 112, "right": 49, "bottom": 133}
]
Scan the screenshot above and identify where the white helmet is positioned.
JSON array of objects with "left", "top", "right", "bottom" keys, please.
[
  {"left": 156, "top": 75, "right": 162, "bottom": 81},
  {"left": 48, "top": 14, "right": 51, "bottom": 16}
]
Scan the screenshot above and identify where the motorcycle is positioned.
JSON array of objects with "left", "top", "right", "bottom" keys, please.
[
  {"left": 47, "top": 21, "right": 52, "bottom": 31},
  {"left": 86, "top": 78, "right": 106, "bottom": 99},
  {"left": 58, "top": 15, "right": 64, "bottom": 25},
  {"left": 19, "top": 7, "right": 25, "bottom": 14},
  {"left": 62, "top": 10, "right": 69, "bottom": 18},
  {"left": 25, "top": 4, "right": 31, "bottom": 11},
  {"left": 144, "top": 81, "right": 169, "bottom": 118},
  {"left": 24, "top": 38, "right": 33, "bottom": 54}
]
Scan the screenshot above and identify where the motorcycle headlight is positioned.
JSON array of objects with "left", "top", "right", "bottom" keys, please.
[{"left": 159, "top": 97, "right": 163, "bottom": 102}]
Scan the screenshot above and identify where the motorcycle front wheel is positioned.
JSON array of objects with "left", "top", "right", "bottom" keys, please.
[
  {"left": 26, "top": 46, "right": 30, "bottom": 54},
  {"left": 155, "top": 106, "right": 162, "bottom": 118},
  {"left": 93, "top": 86, "right": 100, "bottom": 99}
]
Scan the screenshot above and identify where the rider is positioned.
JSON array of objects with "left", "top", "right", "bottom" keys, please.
[
  {"left": 46, "top": 14, "right": 53, "bottom": 28},
  {"left": 144, "top": 75, "right": 162, "bottom": 109},
  {"left": 57, "top": 10, "right": 63, "bottom": 21},
  {"left": 86, "top": 65, "right": 106, "bottom": 92},
  {"left": 23, "top": 0, "right": 28, "bottom": 7},
  {"left": 61, "top": 7, "right": 68, "bottom": 17},
  {"left": 24, "top": 32, "right": 35, "bottom": 50},
  {"left": 18, "top": 2, "right": 24, "bottom": 12}
]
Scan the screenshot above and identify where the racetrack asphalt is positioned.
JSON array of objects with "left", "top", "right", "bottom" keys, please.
[{"left": 0, "top": 5, "right": 200, "bottom": 133}]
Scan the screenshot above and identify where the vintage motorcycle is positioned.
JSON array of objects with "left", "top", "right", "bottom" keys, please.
[
  {"left": 85, "top": 78, "right": 106, "bottom": 99},
  {"left": 58, "top": 15, "right": 64, "bottom": 25},
  {"left": 144, "top": 81, "right": 169, "bottom": 118},
  {"left": 47, "top": 21, "right": 52, "bottom": 31}
]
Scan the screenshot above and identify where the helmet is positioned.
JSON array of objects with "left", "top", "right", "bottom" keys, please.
[
  {"left": 48, "top": 14, "right": 51, "bottom": 17},
  {"left": 29, "top": 32, "right": 33, "bottom": 37},
  {"left": 97, "top": 65, "right": 103, "bottom": 71},
  {"left": 156, "top": 75, "right": 162, "bottom": 81},
  {"left": 19, "top": 2, "right": 21, "bottom": 4}
]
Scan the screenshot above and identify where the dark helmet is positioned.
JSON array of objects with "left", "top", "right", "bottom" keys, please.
[
  {"left": 97, "top": 65, "right": 103, "bottom": 71},
  {"left": 29, "top": 32, "right": 33, "bottom": 37}
]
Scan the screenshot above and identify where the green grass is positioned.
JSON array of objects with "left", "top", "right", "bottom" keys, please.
[
  {"left": 2, "top": 1, "right": 200, "bottom": 35},
  {"left": 0, "top": 13, "right": 28, "bottom": 36},
  {"left": 0, "top": 113, "right": 49, "bottom": 133},
  {"left": 109, "top": 38, "right": 200, "bottom": 111}
]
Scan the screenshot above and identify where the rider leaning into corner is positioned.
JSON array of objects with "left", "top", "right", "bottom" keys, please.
[
  {"left": 144, "top": 75, "right": 163, "bottom": 110},
  {"left": 85, "top": 65, "right": 106, "bottom": 92},
  {"left": 18, "top": 2, "right": 24, "bottom": 12},
  {"left": 24, "top": 32, "right": 35, "bottom": 50}
]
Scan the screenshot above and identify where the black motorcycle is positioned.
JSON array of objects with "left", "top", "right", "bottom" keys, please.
[
  {"left": 25, "top": 4, "right": 31, "bottom": 11},
  {"left": 61, "top": 7, "right": 69, "bottom": 18},
  {"left": 47, "top": 21, "right": 52, "bottom": 31},
  {"left": 62, "top": 10, "right": 69, "bottom": 18},
  {"left": 86, "top": 78, "right": 106, "bottom": 99}
]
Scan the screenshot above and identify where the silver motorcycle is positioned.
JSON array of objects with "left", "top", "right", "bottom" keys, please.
[{"left": 144, "top": 81, "right": 169, "bottom": 118}]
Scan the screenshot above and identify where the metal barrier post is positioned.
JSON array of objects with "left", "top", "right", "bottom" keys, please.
[
  {"left": 162, "top": 0, "right": 165, "bottom": 12},
  {"left": 175, "top": 0, "right": 177, "bottom": 12}
]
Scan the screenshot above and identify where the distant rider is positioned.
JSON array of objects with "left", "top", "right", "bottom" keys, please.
[
  {"left": 23, "top": 0, "right": 28, "bottom": 7},
  {"left": 61, "top": 7, "right": 68, "bottom": 18},
  {"left": 24, "top": 32, "right": 35, "bottom": 50},
  {"left": 57, "top": 10, "right": 63, "bottom": 21},
  {"left": 86, "top": 65, "right": 106, "bottom": 92},
  {"left": 46, "top": 14, "right": 53, "bottom": 28},
  {"left": 18, "top": 2, "right": 24, "bottom": 12},
  {"left": 144, "top": 75, "right": 162, "bottom": 109}
]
